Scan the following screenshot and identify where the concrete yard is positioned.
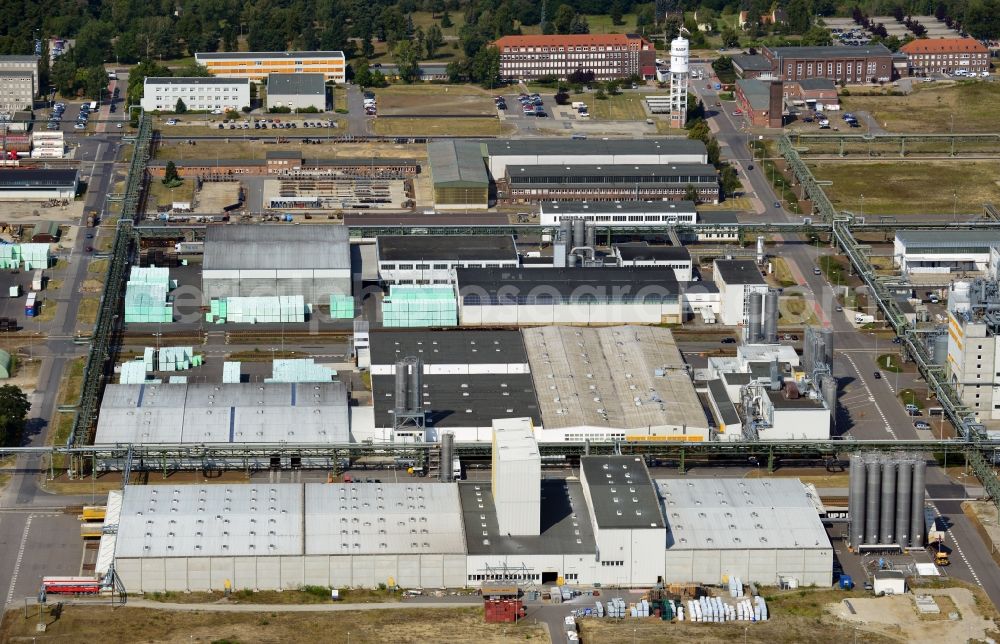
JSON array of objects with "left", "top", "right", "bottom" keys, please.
[{"left": 828, "top": 587, "right": 998, "bottom": 643}]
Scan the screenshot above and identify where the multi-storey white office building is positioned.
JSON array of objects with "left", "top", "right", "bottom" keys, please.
[{"left": 140, "top": 77, "right": 251, "bottom": 113}]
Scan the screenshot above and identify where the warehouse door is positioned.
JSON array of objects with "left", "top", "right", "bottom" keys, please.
[{"left": 541, "top": 571, "right": 558, "bottom": 584}]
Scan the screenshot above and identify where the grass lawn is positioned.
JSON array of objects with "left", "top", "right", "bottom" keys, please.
[
  {"left": 808, "top": 160, "right": 1000, "bottom": 215},
  {"left": 820, "top": 255, "right": 848, "bottom": 285},
  {"left": 146, "top": 178, "right": 196, "bottom": 210},
  {"left": 33, "top": 299, "right": 56, "bottom": 322},
  {"left": 374, "top": 84, "right": 497, "bottom": 117},
  {"left": 57, "top": 357, "right": 86, "bottom": 408},
  {"left": 521, "top": 13, "right": 640, "bottom": 34},
  {"left": 0, "top": 605, "right": 547, "bottom": 643},
  {"left": 877, "top": 354, "right": 903, "bottom": 372},
  {"left": 155, "top": 139, "right": 427, "bottom": 161},
  {"left": 76, "top": 297, "right": 99, "bottom": 325},
  {"left": 843, "top": 81, "right": 1000, "bottom": 133},
  {"left": 899, "top": 388, "right": 924, "bottom": 410},
  {"left": 408, "top": 10, "right": 467, "bottom": 38},
  {"left": 87, "top": 258, "right": 108, "bottom": 276},
  {"left": 773, "top": 257, "right": 798, "bottom": 287},
  {"left": 333, "top": 85, "right": 348, "bottom": 112},
  {"left": 590, "top": 93, "right": 648, "bottom": 121},
  {"left": 372, "top": 117, "right": 508, "bottom": 136}
]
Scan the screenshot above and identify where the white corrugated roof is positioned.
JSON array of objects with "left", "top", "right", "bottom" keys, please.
[
  {"left": 656, "top": 478, "right": 830, "bottom": 551},
  {"left": 115, "top": 484, "right": 304, "bottom": 558},
  {"left": 204, "top": 225, "right": 350, "bottom": 270},
  {"left": 492, "top": 418, "right": 539, "bottom": 462},
  {"left": 95, "top": 490, "right": 123, "bottom": 576},
  {"left": 305, "top": 483, "right": 466, "bottom": 555}
]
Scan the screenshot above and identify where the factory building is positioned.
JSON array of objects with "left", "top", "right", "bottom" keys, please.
[
  {"left": 265, "top": 73, "right": 327, "bottom": 111},
  {"left": 0, "top": 72, "right": 34, "bottom": 112},
  {"left": 428, "top": 140, "right": 490, "bottom": 210},
  {"left": 0, "top": 168, "right": 78, "bottom": 200},
  {"left": 658, "top": 478, "right": 832, "bottom": 587},
  {"left": 894, "top": 230, "right": 1000, "bottom": 276},
  {"left": 195, "top": 51, "right": 346, "bottom": 83},
  {"left": 0, "top": 55, "right": 38, "bottom": 100},
  {"left": 106, "top": 482, "right": 468, "bottom": 592},
  {"left": 713, "top": 259, "right": 769, "bottom": 326},
  {"left": 539, "top": 200, "right": 697, "bottom": 226},
  {"left": 456, "top": 267, "right": 683, "bottom": 326},
  {"left": 501, "top": 163, "right": 720, "bottom": 204},
  {"left": 99, "top": 445, "right": 833, "bottom": 590},
  {"left": 376, "top": 235, "right": 518, "bottom": 285},
  {"left": 581, "top": 456, "right": 667, "bottom": 586},
  {"left": 367, "top": 330, "right": 540, "bottom": 443},
  {"left": 945, "top": 279, "right": 1000, "bottom": 420},
  {"left": 484, "top": 138, "right": 708, "bottom": 178},
  {"left": 93, "top": 382, "right": 350, "bottom": 446},
  {"left": 614, "top": 243, "right": 693, "bottom": 281},
  {"left": 202, "top": 225, "right": 350, "bottom": 305},
  {"left": 140, "top": 77, "right": 251, "bottom": 113},
  {"left": 523, "top": 326, "right": 709, "bottom": 442}
]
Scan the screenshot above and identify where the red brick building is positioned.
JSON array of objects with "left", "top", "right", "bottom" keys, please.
[
  {"left": 494, "top": 34, "right": 656, "bottom": 82},
  {"left": 762, "top": 44, "right": 893, "bottom": 84},
  {"left": 735, "top": 79, "right": 784, "bottom": 128},
  {"left": 900, "top": 38, "right": 990, "bottom": 75}
]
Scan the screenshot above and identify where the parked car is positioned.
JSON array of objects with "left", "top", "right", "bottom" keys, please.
[
  {"left": 721, "top": 337, "right": 737, "bottom": 344},
  {"left": 873, "top": 371, "right": 882, "bottom": 379},
  {"left": 914, "top": 420, "right": 931, "bottom": 430}
]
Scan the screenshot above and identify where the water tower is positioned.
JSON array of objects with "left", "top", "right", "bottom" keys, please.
[{"left": 669, "top": 29, "right": 690, "bottom": 129}]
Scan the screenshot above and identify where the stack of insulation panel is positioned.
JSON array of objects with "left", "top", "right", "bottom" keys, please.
[{"left": 381, "top": 285, "right": 457, "bottom": 327}]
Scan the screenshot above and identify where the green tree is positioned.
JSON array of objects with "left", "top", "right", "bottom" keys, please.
[
  {"left": 610, "top": 2, "right": 625, "bottom": 25},
  {"left": 128, "top": 60, "right": 172, "bottom": 108},
  {"left": 0, "top": 385, "right": 29, "bottom": 447},
  {"left": 684, "top": 184, "right": 700, "bottom": 202},
  {"left": 469, "top": 46, "right": 500, "bottom": 89},
  {"left": 721, "top": 28, "right": 740, "bottom": 48},
  {"left": 163, "top": 161, "right": 181, "bottom": 185},
  {"left": 425, "top": 24, "right": 445, "bottom": 59},
  {"left": 441, "top": 11, "right": 453, "bottom": 28},
  {"left": 800, "top": 26, "right": 833, "bottom": 46},
  {"left": 720, "top": 165, "right": 741, "bottom": 195},
  {"left": 354, "top": 59, "right": 373, "bottom": 87},
  {"left": 175, "top": 97, "right": 187, "bottom": 113},
  {"left": 553, "top": 4, "right": 576, "bottom": 34},
  {"left": 964, "top": 0, "right": 1000, "bottom": 38},
  {"left": 570, "top": 14, "right": 590, "bottom": 33},
  {"left": 785, "top": 0, "right": 813, "bottom": 33},
  {"left": 393, "top": 41, "right": 421, "bottom": 83}
]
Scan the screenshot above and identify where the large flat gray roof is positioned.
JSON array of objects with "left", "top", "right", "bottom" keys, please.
[
  {"left": 581, "top": 456, "right": 665, "bottom": 530},
  {"left": 507, "top": 163, "right": 717, "bottom": 180},
  {"left": 266, "top": 72, "right": 326, "bottom": 96},
  {"left": 766, "top": 44, "right": 892, "bottom": 59},
  {"left": 428, "top": 140, "right": 489, "bottom": 188},
  {"left": 377, "top": 235, "right": 517, "bottom": 262},
  {"left": 204, "top": 225, "right": 349, "bottom": 270},
  {"left": 616, "top": 242, "right": 691, "bottom": 262},
  {"left": 896, "top": 229, "right": 1000, "bottom": 248},
  {"left": 369, "top": 330, "right": 527, "bottom": 366},
  {"left": 542, "top": 200, "right": 697, "bottom": 215},
  {"left": 460, "top": 480, "right": 596, "bottom": 555},
  {"left": 485, "top": 138, "right": 707, "bottom": 158},
  {"left": 732, "top": 54, "right": 772, "bottom": 71},
  {"left": 707, "top": 379, "right": 741, "bottom": 426},
  {"left": 714, "top": 259, "right": 766, "bottom": 285},
  {"left": 656, "top": 478, "right": 831, "bottom": 550},
  {"left": 196, "top": 51, "right": 345, "bottom": 60},
  {"left": 457, "top": 267, "right": 680, "bottom": 301},
  {"left": 372, "top": 373, "right": 540, "bottom": 429},
  {"left": 523, "top": 326, "right": 706, "bottom": 432},
  {"left": 95, "top": 382, "right": 349, "bottom": 444}
]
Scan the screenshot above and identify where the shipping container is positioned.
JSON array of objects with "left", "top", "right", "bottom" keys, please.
[
  {"left": 25, "top": 292, "right": 36, "bottom": 317},
  {"left": 32, "top": 270, "right": 43, "bottom": 291}
]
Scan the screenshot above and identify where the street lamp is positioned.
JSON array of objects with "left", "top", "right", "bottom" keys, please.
[{"left": 859, "top": 193, "right": 864, "bottom": 220}]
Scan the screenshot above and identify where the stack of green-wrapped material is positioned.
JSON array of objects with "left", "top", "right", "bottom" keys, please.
[{"left": 382, "top": 285, "right": 457, "bottom": 327}]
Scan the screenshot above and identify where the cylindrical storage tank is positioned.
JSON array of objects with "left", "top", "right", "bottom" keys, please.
[
  {"left": 756, "top": 236, "right": 765, "bottom": 263},
  {"left": 406, "top": 357, "right": 422, "bottom": 412},
  {"left": 560, "top": 219, "right": 573, "bottom": 246},
  {"left": 879, "top": 460, "right": 896, "bottom": 544},
  {"left": 566, "top": 253, "right": 579, "bottom": 267},
  {"left": 821, "top": 374, "right": 837, "bottom": 416},
  {"left": 394, "top": 359, "right": 410, "bottom": 410},
  {"left": 439, "top": 432, "right": 454, "bottom": 483},
  {"left": 764, "top": 290, "right": 780, "bottom": 344},
  {"left": 910, "top": 458, "right": 927, "bottom": 548},
  {"left": 748, "top": 292, "right": 763, "bottom": 343},
  {"left": 670, "top": 36, "right": 689, "bottom": 74},
  {"left": 573, "top": 218, "right": 585, "bottom": 249},
  {"left": 585, "top": 223, "right": 596, "bottom": 249},
  {"left": 848, "top": 454, "right": 866, "bottom": 548},
  {"left": 821, "top": 327, "right": 834, "bottom": 368},
  {"left": 865, "top": 457, "right": 881, "bottom": 544},
  {"left": 932, "top": 334, "right": 949, "bottom": 365},
  {"left": 895, "top": 458, "right": 912, "bottom": 547}
]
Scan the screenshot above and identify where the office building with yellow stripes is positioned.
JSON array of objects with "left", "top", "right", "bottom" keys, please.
[{"left": 194, "top": 51, "right": 345, "bottom": 83}]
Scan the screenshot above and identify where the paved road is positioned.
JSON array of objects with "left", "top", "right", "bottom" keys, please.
[{"left": 0, "top": 119, "right": 124, "bottom": 607}]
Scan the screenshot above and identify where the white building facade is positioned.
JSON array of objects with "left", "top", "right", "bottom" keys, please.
[{"left": 141, "top": 77, "right": 251, "bottom": 113}]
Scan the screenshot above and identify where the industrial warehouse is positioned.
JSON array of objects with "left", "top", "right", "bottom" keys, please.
[{"left": 95, "top": 446, "right": 834, "bottom": 593}]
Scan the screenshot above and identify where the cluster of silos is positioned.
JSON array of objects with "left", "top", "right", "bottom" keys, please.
[
  {"left": 555, "top": 218, "right": 596, "bottom": 268},
  {"left": 928, "top": 333, "right": 949, "bottom": 366},
  {"left": 848, "top": 454, "right": 926, "bottom": 549},
  {"left": 748, "top": 291, "right": 780, "bottom": 344},
  {"left": 803, "top": 326, "right": 835, "bottom": 375}
]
